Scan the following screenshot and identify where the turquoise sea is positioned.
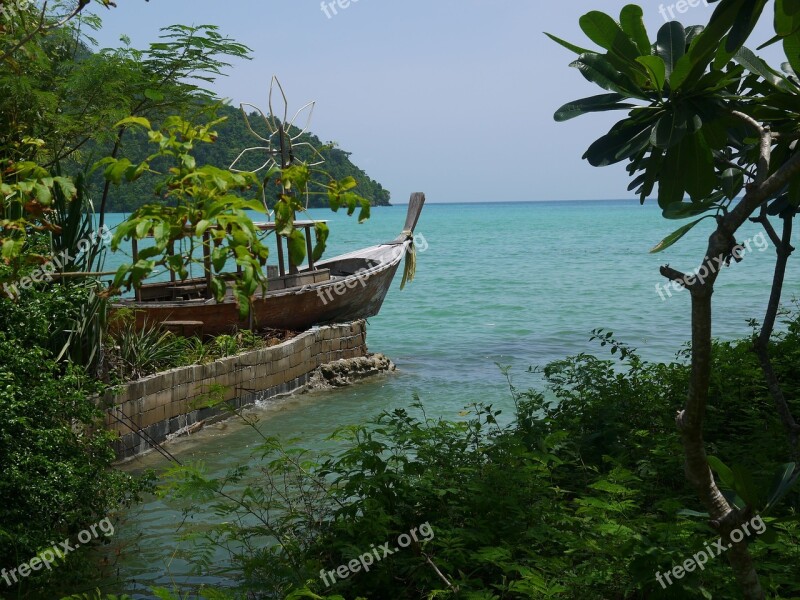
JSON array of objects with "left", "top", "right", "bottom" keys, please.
[{"left": 98, "top": 200, "right": 800, "bottom": 597}]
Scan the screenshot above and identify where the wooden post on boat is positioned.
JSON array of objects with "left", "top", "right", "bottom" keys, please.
[
  {"left": 276, "top": 235, "right": 286, "bottom": 277},
  {"left": 393, "top": 192, "right": 426, "bottom": 243},
  {"left": 168, "top": 240, "right": 176, "bottom": 284},
  {"left": 305, "top": 226, "right": 315, "bottom": 271},
  {"left": 202, "top": 231, "right": 213, "bottom": 300},
  {"left": 132, "top": 237, "right": 142, "bottom": 301}
]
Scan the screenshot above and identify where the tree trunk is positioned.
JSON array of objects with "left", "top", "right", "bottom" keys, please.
[
  {"left": 98, "top": 129, "right": 124, "bottom": 230},
  {"left": 754, "top": 213, "right": 799, "bottom": 455},
  {"left": 680, "top": 284, "right": 764, "bottom": 600}
]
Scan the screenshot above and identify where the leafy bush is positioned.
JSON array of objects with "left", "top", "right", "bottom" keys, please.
[
  {"left": 105, "top": 311, "right": 189, "bottom": 381},
  {"left": 104, "top": 314, "right": 286, "bottom": 382},
  {"left": 0, "top": 286, "right": 152, "bottom": 598},
  {"left": 161, "top": 320, "right": 800, "bottom": 600}
]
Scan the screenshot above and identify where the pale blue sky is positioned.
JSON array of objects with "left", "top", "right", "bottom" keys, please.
[{"left": 88, "top": 1, "right": 778, "bottom": 203}]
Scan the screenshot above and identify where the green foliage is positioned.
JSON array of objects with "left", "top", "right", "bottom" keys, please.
[
  {"left": 102, "top": 115, "right": 269, "bottom": 318},
  {"left": 104, "top": 312, "right": 285, "bottom": 382},
  {"left": 158, "top": 319, "right": 800, "bottom": 599},
  {"left": 58, "top": 589, "right": 240, "bottom": 600},
  {"left": 95, "top": 104, "right": 391, "bottom": 213},
  {"left": 0, "top": 5, "right": 254, "bottom": 263},
  {"left": 0, "top": 286, "right": 153, "bottom": 598},
  {"left": 550, "top": 3, "right": 800, "bottom": 248},
  {"left": 104, "top": 310, "right": 188, "bottom": 380},
  {"left": 104, "top": 112, "right": 378, "bottom": 312}
]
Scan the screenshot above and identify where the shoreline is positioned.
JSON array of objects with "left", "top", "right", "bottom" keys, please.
[{"left": 105, "top": 321, "right": 394, "bottom": 462}]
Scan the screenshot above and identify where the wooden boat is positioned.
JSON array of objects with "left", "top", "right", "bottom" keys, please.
[{"left": 113, "top": 193, "right": 425, "bottom": 336}]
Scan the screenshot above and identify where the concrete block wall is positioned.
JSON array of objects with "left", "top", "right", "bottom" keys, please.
[{"left": 105, "top": 320, "right": 368, "bottom": 460}]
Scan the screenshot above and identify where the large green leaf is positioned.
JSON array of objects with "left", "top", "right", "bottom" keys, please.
[
  {"left": 734, "top": 46, "right": 795, "bottom": 90},
  {"left": 312, "top": 222, "right": 329, "bottom": 262},
  {"left": 636, "top": 56, "right": 666, "bottom": 92},
  {"left": 554, "top": 93, "right": 634, "bottom": 121},
  {"left": 731, "top": 463, "right": 761, "bottom": 507},
  {"left": 114, "top": 116, "right": 152, "bottom": 130},
  {"left": 679, "top": 132, "right": 716, "bottom": 201},
  {"left": 656, "top": 21, "right": 686, "bottom": 80},
  {"left": 287, "top": 229, "right": 307, "bottom": 267},
  {"left": 103, "top": 158, "right": 134, "bottom": 185},
  {"left": 708, "top": 456, "right": 736, "bottom": 488},
  {"left": 667, "top": 0, "right": 751, "bottom": 89},
  {"left": 579, "top": 11, "right": 641, "bottom": 62},
  {"left": 764, "top": 463, "right": 798, "bottom": 513},
  {"left": 722, "top": 168, "right": 745, "bottom": 199},
  {"left": 776, "top": 0, "right": 800, "bottom": 35},
  {"left": 358, "top": 198, "right": 371, "bottom": 223},
  {"left": 691, "top": 0, "right": 749, "bottom": 59},
  {"left": 582, "top": 118, "right": 651, "bottom": 167},
  {"left": 726, "top": 0, "right": 769, "bottom": 53},
  {"left": 784, "top": 29, "right": 800, "bottom": 78},
  {"left": 544, "top": 32, "right": 593, "bottom": 55},
  {"left": 620, "top": 5, "right": 651, "bottom": 56},
  {"left": 650, "top": 217, "right": 711, "bottom": 253},
  {"left": 657, "top": 146, "right": 685, "bottom": 208},
  {"left": 570, "top": 53, "right": 645, "bottom": 98},
  {"left": 651, "top": 110, "right": 688, "bottom": 149},
  {"left": 662, "top": 196, "right": 721, "bottom": 219}
]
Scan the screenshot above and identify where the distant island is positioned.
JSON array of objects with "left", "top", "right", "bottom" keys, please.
[{"left": 95, "top": 103, "right": 391, "bottom": 213}]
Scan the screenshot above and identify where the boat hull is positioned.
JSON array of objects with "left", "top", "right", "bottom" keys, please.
[{"left": 114, "top": 241, "right": 408, "bottom": 336}]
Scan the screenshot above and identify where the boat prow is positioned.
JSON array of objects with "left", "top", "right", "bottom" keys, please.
[{"left": 113, "top": 193, "right": 426, "bottom": 336}]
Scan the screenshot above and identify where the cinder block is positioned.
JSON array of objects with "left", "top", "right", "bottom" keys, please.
[
  {"left": 173, "top": 383, "right": 189, "bottom": 401},
  {"left": 165, "top": 400, "right": 183, "bottom": 421},
  {"left": 286, "top": 351, "right": 298, "bottom": 368},
  {"left": 255, "top": 363, "right": 268, "bottom": 379},
  {"left": 142, "top": 394, "right": 160, "bottom": 414},
  {"left": 293, "top": 364, "right": 309, "bottom": 381},
  {"left": 300, "top": 333, "right": 313, "bottom": 350},
  {"left": 161, "top": 372, "right": 176, "bottom": 391},
  {"left": 172, "top": 367, "right": 188, "bottom": 386},
  {"left": 284, "top": 340, "right": 298, "bottom": 359},
  {"left": 142, "top": 376, "right": 159, "bottom": 396},
  {"left": 140, "top": 408, "right": 159, "bottom": 429},
  {"left": 201, "top": 363, "right": 214, "bottom": 380},
  {"left": 261, "top": 347, "right": 276, "bottom": 364},
  {"left": 156, "top": 388, "right": 172, "bottom": 407},
  {"left": 126, "top": 381, "right": 143, "bottom": 401}
]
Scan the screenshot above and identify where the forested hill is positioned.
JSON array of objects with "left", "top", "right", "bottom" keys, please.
[{"left": 100, "top": 103, "right": 391, "bottom": 212}]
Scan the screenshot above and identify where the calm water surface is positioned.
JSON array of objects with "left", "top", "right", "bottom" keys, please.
[{"left": 95, "top": 201, "right": 800, "bottom": 596}]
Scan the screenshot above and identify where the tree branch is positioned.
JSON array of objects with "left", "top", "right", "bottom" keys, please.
[
  {"left": 754, "top": 212, "right": 800, "bottom": 455},
  {"left": 0, "top": 1, "right": 101, "bottom": 64}
]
